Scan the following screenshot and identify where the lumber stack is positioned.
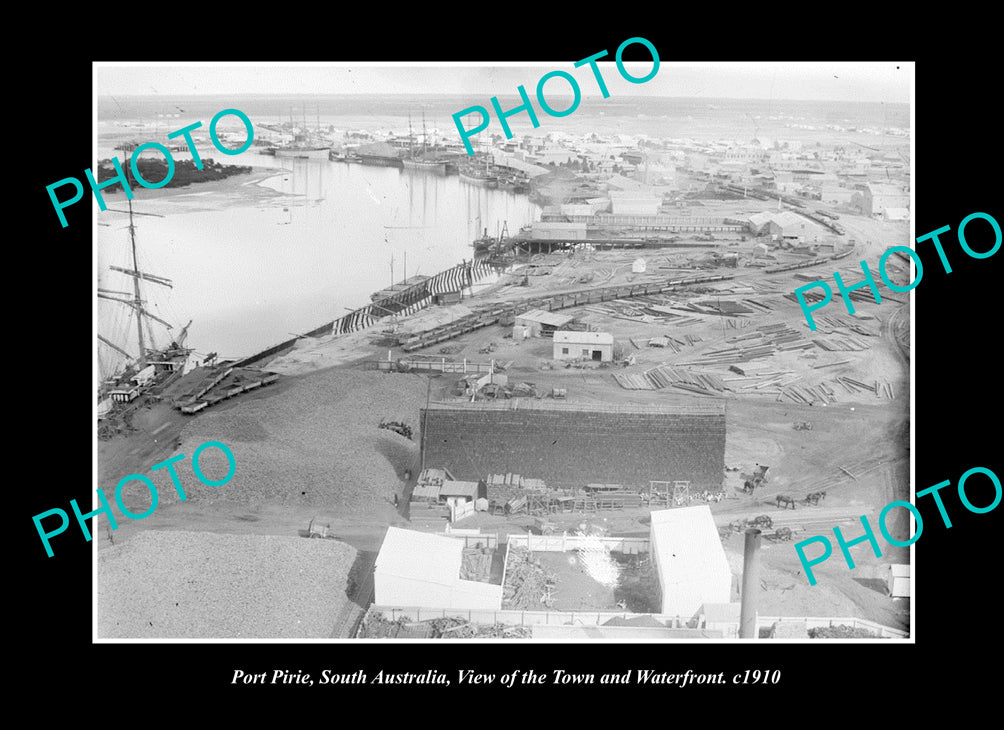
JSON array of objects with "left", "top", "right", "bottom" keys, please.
[
  {"left": 813, "top": 335, "right": 871, "bottom": 351},
  {"left": 834, "top": 376, "right": 896, "bottom": 399},
  {"left": 613, "top": 365, "right": 729, "bottom": 394},
  {"left": 502, "top": 547, "right": 556, "bottom": 610},
  {"left": 460, "top": 547, "right": 494, "bottom": 583},
  {"left": 678, "top": 322, "right": 812, "bottom": 366}
]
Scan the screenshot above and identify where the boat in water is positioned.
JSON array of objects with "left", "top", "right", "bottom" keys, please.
[
  {"left": 403, "top": 157, "right": 447, "bottom": 174},
  {"left": 459, "top": 164, "right": 498, "bottom": 188},
  {"left": 472, "top": 222, "right": 514, "bottom": 255},
  {"left": 272, "top": 132, "right": 330, "bottom": 159},
  {"left": 401, "top": 113, "right": 447, "bottom": 175},
  {"left": 98, "top": 201, "right": 199, "bottom": 425},
  {"left": 274, "top": 145, "right": 330, "bottom": 160},
  {"left": 355, "top": 140, "right": 403, "bottom": 168}
]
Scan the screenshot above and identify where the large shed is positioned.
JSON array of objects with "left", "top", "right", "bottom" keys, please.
[
  {"left": 421, "top": 401, "right": 726, "bottom": 491},
  {"left": 373, "top": 527, "right": 502, "bottom": 610},
  {"left": 649, "top": 506, "right": 732, "bottom": 619},
  {"left": 553, "top": 330, "right": 614, "bottom": 362},
  {"left": 513, "top": 309, "right": 575, "bottom": 339}
]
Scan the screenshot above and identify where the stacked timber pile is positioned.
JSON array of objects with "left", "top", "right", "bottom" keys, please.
[
  {"left": 778, "top": 381, "right": 841, "bottom": 405},
  {"left": 811, "top": 313, "right": 878, "bottom": 336},
  {"left": 614, "top": 366, "right": 729, "bottom": 395},
  {"left": 628, "top": 334, "right": 703, "bottom": 352},
  {"left": 486, "top": 473, "right": 548, "bottom": 505},
  {"left": 678, "top": 322, "right": 812, "bottom": 366},
  {"left": 813, "top": 336, "right": 871, "bottom": 351},
  {"left": 647, "top": 366, "right": 728, "bottom": 395},
  {"left": 502, "top": 546, "right": 556, "bottom": 610},
  {"left": 459, "top": 547, "right": 495, "bottom": 583},
  {"left": 98, "top": 531, "right": 356, "bottom": 639},
  {"left": 784, "top": 288, "right": 906, "bottom": 307},
  {"left": 722, "top": 371, "right": 896, "bottom": 404},
  {"left": 832, "top": 376, "right": 896, "bottom": 399}
]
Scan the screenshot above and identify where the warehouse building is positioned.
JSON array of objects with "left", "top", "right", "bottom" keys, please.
[
  {"left": 553, "top": 330, "right": 613, "bottom": 362},
  {"left": 650, "top": 506, "right": 732, "bottom": 618},
  {"left": 513, "top": 309, "right": 575, "bottom": 339},
  {"left": 421, "top": 400, "right": 726, "bottom": 491},
  {"left": 374, "top": 527, "right": 504, "bottom": 610},
  {"left": 864, "top": 182, "right": 910, "bottom": 218}
]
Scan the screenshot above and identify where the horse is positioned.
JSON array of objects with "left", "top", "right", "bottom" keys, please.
[
  {"left": 776, "top": 494, "right": 797, "bottom": 510},
  {"left": 774, "top": 527, "right": 793, "bottom": 541},
  {"left": 805, "top": 490, "right": 827, "bottom": 506}
]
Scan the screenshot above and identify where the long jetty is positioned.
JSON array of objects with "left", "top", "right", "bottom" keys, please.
[{"left": 234, "top": 258, "right": 502, "bottom": 368}]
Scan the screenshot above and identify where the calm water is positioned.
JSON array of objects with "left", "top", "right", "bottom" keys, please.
[
  {"left": 96, "top": 94, "right": 908, "bottom": 375},
  {"left": 97, "top": 151, "right": 539, "bottom": 372}
]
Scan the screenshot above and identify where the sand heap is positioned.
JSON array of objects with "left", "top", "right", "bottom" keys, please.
[
  {"left": 98, "top": 530, "right": 357, "bottom": 639},
  {"left": 115, "top": 369, "right": 426, "bottom": 516}
]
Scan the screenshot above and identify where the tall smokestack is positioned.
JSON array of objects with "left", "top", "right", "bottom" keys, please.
[{"left": 739, "top": 528, "right": 762, "bottom": 639}]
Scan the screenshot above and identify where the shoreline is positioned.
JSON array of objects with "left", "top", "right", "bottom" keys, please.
[{"left": 98, "top": 165, "right": 293, "bottom": 212}]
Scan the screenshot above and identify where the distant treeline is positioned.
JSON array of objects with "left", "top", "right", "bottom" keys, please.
[{"left": 96, "top": 158, "right": 252, "bottom": 191}]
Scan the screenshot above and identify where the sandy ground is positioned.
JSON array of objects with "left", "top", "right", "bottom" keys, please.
[
  {"left": 97, "top": 206, "right": 912, "bottom": 635},
  {"left": 99, "top": 166, "right": 295, "bottom": 215}
]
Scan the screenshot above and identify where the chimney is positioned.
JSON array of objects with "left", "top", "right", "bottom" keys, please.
[{"left": 739, "top": 528, "right": 762, "bottom": 639}]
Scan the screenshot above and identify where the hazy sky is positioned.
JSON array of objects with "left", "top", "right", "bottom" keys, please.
[{"left": 96, "top": 62, "right": 912, "bottom": 104}]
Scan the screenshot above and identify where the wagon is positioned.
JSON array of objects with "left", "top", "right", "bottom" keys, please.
[{"left": 307, "top": 517, "right": 337, "bottom": 539}]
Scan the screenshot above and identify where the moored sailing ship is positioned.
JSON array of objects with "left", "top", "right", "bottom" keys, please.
[
  {"left": 401, "top": 112, "right": 447, "bottom": 175},
  {"left": 98, "top": 201, "right": 197, "bottom": 420}
]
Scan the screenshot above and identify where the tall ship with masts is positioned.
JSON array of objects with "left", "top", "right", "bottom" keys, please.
[
  {"left": 97, "top": 201, "right": 197, "bottom": 420},
  {"left": 401, "top": 112, "right": 447, "bottom": 175},
  {"left": 270, "top": 105, "right": 331, "bottom": 160}
]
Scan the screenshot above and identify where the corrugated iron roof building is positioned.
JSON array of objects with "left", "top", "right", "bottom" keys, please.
[
  {"left": 553, "top": 330, "right": 614, "bottom": 361},
  {"left": 649, "top": 506, "right": 732, "bottom": 618},
  {"left": 374, "top": 527, "right": 503, "bottom": 610},
  {"left": 513, "top": 309, "right": 575, "bottom": 339},
  {"left": 421, "top": 401, "right": 726, "bottom": 491}
]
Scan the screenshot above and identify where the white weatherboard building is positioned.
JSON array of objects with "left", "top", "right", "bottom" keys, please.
[
  {"left": 649, "top": 506, "right": 732, "bottom": 618},
  {"left": 553, "top": 331, "right": 614, "bottom": 362},
  {"left": 373, "top": 527, "right": 502, "bottom": 610}
]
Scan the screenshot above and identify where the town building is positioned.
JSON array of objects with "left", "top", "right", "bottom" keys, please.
[
  {"left": 421, "top": 401, "right": 726, "bottom": 491},
  {"left": 864, "top": 182, "right": 910, "bottom": 217},
  {"left": 373, "top": 527, "right": 504, "bottom": 610},
  {"left": 512, "top": 309, "right": 575, "bottom": 339},
  {"left": 553, "top": 331, "right": 613, "bottom": 362},
  {"left": 649, "top": 506, "right": 732, "bottom": 617}
]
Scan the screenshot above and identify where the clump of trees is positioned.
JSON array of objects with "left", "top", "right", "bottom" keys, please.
[{"left": 96, "top": 158, "right": 252, "bottom": 191}]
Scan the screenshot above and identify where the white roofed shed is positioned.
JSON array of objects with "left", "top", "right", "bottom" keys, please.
[{"left": 649, "top": 506, "right": 732, "bottom": 618}]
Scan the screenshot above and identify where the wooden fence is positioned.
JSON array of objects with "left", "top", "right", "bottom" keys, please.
[
  {"left": 506, "top": 534, "right": 650, "bottom": 554},
  {"left": 364, "top": 606, "right": 908, "bottom": 638},
  {"left": 366, "top": 359, "right": 496, "bottom": 374}
]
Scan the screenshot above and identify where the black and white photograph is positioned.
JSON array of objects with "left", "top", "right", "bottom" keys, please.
[
  {"left": 19, "top": 30, "right": 1001, "bottom": 706},
  {"left": 89, "top": 59, "right": 915, "bottom": 642}
]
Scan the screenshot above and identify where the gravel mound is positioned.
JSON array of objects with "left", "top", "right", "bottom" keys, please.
[
  {"left": 98, "top": 530, "right": 357, "bottom": 638},
  {"left": 116, "top": 369, "right": 425, "bottom": 516}
]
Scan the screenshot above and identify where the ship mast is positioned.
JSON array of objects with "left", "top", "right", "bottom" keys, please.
[
  {"left": 408, "top": 113, "right": 414, "bottom": 158},
  {"left": 98, "top": 200, "right": 174, "bottom": 372},
  {"left": 127, "top": 199, "right": 147, "bottom": 367},
  {"left": 422, "top": 111, "right": 427, "bottom": 157}
]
